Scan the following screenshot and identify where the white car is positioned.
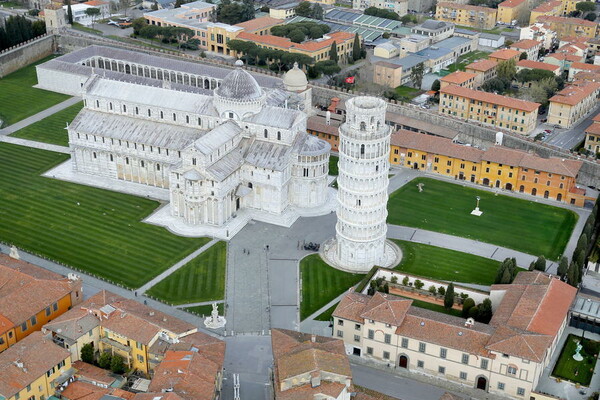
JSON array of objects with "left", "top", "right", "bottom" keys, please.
[{"left": 107, "top": 20, "right": 119, "bottom": 26}]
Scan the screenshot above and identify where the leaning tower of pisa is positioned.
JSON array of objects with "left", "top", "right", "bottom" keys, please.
[{"left": 325, "top": 96, "right": 398, "bottom": 272}]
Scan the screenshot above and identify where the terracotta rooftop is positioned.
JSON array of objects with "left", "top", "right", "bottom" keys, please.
[
  {"left": 516, "top": 59, "right": 559, "bottom": 72},
  {"left": 549, "top": 81, "right": 600, "bottom": 106},
  {"left": 234, "top": 16, "right": 283, "bottom": 32},
  {"left": 332, "top": 291, "right": 371, "bottom": 323},
  {"left": 440, "top": 71, "right": 477, "bottom": 85},
  {"left": 465, "top": 59, "right": 497, "bottom": 72},
  {"left": 72, "top": 361, "right": 116, "bottom": 386},
  {"left": 437, "top": 2, "right": 496, "bottom": 12},
  {"left": 519, "top": 153, "right": 582, "bottom": 177},
  {"left": 498, "top": 0, "right": 527, "bottom": 8},
  {"left": 538, "top": 15, "right": 599, "bottom": 28},
  {"left": 510, "top": 39, "right": 541, "bottom": 50},
  {"left": 390, "top": 129, "right": 484, "bottom": 163},
  {"left": 307, "top": 115, "right": 341, "bottom": 136},
  {"left": 360, "top": 293, "right": 412, "bottom": 327},
  {"left": 489, "top": 48, "right": 521, "bottom": 60},
  {"left": 532, "top": 0, "right": 562, "bottom": 13},
  {"left": 589, "top": 122, "right": 600, "bottom": 135},
  {"left": 440, "top": 85, "right": 540, "bottom": 112},
  {"left": 83, "top": 0, "right": 108, "bottom": 5},
  {"left": 546, "top": 52, "right": 581, "bottom": 62},
  {"left": 236, "top": 31, "right": 353, "bottom": 53},
  {"left": 0, "top": 332, "right": 71, "bottom": 399},
  {"left": 61, "top": 381, "right": 111, "bottom": 400},
  {"left": 571, "top": 62, "right": 600, "bottom": 72}
]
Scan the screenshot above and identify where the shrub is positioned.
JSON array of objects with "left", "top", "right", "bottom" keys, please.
[
  {"left": 414, "top": 279, "right": 424, "bottom": 290},
  {"left": 428, "top": 285, "right": 437, "bottom": 294},
  {"left": 437, "top": 286, "right": 445, "bottom": 295},
  {"left": 110, "top": 354, "right": 125, "bottom": 374},
  {"left": 462, "top": 298, "right": 475, "bottom": 318},
  {"left": 98, "top": 352, "right": 112, "bottom": 369},
  {"left": 402, "top": 276, "right": 409, "bottom": 286},
  {"left": 390, "top": 276, "right": 398, "bottom": 284},
  {"left": 81, "top": 343, "right": 94, "bottom": 364}
]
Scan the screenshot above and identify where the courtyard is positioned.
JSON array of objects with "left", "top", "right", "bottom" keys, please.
[
  {"left": 388, "top": 177, "right": 577, "bottom": 259},
  {"left": 0, "top": 143, "right": 208, "bottom": 288},
  {"left": 552, "top": 334, "right": 599, "bottom": 386}
]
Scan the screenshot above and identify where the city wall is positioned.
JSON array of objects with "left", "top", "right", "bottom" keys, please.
[{"left": 0, "top": 34, "right": 56, "bottom": 78}]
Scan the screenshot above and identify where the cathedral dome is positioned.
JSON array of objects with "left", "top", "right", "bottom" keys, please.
[
  {"left": 215, "top": 60, "right": 263, "bottom": 101},
  {"left": 283, "top": 62, "right": 308, "bottom": 92}
]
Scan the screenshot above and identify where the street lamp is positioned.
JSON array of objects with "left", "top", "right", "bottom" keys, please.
[{"left": 471, "top": 196, "right": 482, "bottom": 216}]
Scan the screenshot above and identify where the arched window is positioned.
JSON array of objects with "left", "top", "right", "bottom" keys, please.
[
  {"left": 360, "top": 144, "right": 365, "bottom": 155},
  {"left": 141, "top": 160, "right": 145, "bottom": 167},
  {"left": 248, "top": 182, "right": 253, "bottom": 188},
  {"left": 559, "top": 183, "right": 563, "bottom": 189},
  {"left": 93, "top": 152, "right": 97, "bottom": 159},
  {"left": 156, "top": 164, "right": 161, "bottom": 171},
  {"left": 532, "top": 188, "right": 537, "bottom": 196},
  {"left": 360, "top": 122, "right": 366, "bottom": 131},
  {"left": 186, "top": 115, "right": 190, "bottom": 123},
  {"left": 519, "top": 185, "right": 524, "bottom": 193},
  {"left": 123, "top": 105, "right": 127, "bottom": 112},
  {"left": 110, "top": 154, "right": 113, "bottom": 162},
  {"left": 557, "top": 193, "right": 562, "bottom": 201},
  {"left": 125, "top": 157, "right": 129, "bottom": 165},
  {"left": 109, "top": 102, "right": 113, "bottom": 110},
  {"left": 173, "top": 113, "right": 177, "bottom": 121},
  {"left": 264, "top": 129, "right": 268, "bottom": 138},
  {"left": 277, "top": 131, "right": 281, "bottom": 140},
  {"left": 96, "top": 100, "right": 99, "bottom": 107},
  {"left": 135, "top": 107, "right": 139, "bottom": 115},
  {"left": 160, "top": 111, "right": 164, "bottom": 119},
  {"left": 544, "top": 190, "right": 549, "bottom": 199},
  {"left": 148, "top": 109, "right": 151, "bottom": 117}
]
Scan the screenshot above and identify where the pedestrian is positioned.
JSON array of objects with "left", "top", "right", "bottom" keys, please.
[
  {"left": 134, "top": 291, "right": 137, "bottom": 296},
  {"left": 143, "top": 300, "right": 147, "bottom": 305},
  {"left": 266, "top": 245, "right": 269, "bottom": 251}
]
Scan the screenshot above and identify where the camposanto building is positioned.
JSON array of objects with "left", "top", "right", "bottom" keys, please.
[{"left": 36, "top": 47, "right": 331, "bottom": 238}]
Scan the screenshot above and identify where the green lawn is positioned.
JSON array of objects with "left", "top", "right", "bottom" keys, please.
[
  {"left": 0, "top": 1, "right": 23, "bottom": 7},
  {"left": 392, "top": 240, "right": 506, "bottom": 285},
  {"left": 315, "top": 302, "right": 338, "bottom": 321},
  {"left": 147, "top": 241, "right": 227, "bottom": 305},
  {"left": 184, "top": 303, "right": 224, "bottom": 316},
  {"left": 72, "top": 22, "right": 103, "bottom": 35},
  {"left": 388, "top": 178, "right": 577, "bottom": 259},
  {"left": 455, "top": 25, "right": 501, "bottom": 34},
  {"left": 300, "top": 254, "right": 364, "bottom": 320},
  {"left": 446, "top": 50, "right": 491, "bottom": 72},
  {"left": 0, "top": 56, "right": 70, "bottom": 127},
  {"left": 10, "top": 101, "right": 83, "bottom": 146},
  {"left": 393, "top": 294, "right": 462, "bottom": 318},
  {"left": 329, "top": 155, "right": 339, "bottom": 176},
  {"left": 552, "top": 335, "right": 599, "bottom": 386},
  {"left": 394, "top": 86, "right": 421, "bottom": 99},
  {"left": 0, "top": 143, "right": 209, "bottom": 287}
]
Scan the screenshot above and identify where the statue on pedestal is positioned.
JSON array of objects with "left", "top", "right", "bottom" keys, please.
[{"left": 204, "top": 303, "right": 226, "bottom": 329}]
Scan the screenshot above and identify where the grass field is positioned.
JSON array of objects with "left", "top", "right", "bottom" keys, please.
[
  {"left": 388, "top": 178, "right": 577, "bottom": 259},
  {"left": 552, "top": 335, "right": 599, "bottom": 386},
  {"left": 329, "top": 155, "right": 339, "bottom": 176},
  {"left": 184, "top": 303, "right": 225, "bottom": 316},
  {"left": 392, "top": 294, "right": 462, "bottom": 318},
  {"left": 394, "top": 86, "right": 421, "bottom": 99},
  {"left": 0, "top": 56, "right": 70, "bottom": 127},
  {"left": 446, "top": 50, "right": 491, "bottom": 72},
  {"left": 147, "top": 241, "right": 227, "bottom": 305},
  {"left": 315, "top": 302, "right": 338, "bottom": 321},
  {"left": 0, "top": 143, "right": 209, "bottom": 287},
  {"left": 300, "top": 254, "right": 364, "bottom": 320},
  {"left": 72, "top": 22, "right": 103, "bottom": 35},
  {"left": 10, "top": 102, "right": 83, "bottom": 146},
  {"left": 392, "top": 240, "right": 505, "bottom": 285}
]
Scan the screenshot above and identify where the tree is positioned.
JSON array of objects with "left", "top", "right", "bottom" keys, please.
[
  {"left": 84, "top": 7, "right": 101, "bottom": 29},
  {"left": 151, "top": 1, "right": 158, "bottom": 10},
  {"left": 411, "top": 62, "right": 424, "bottom": 89},
  {"left": 110, "top": 354, "right": 125, "bottom": 374},
  {"left": 585, "top": 12, "right": 597, "bottom": 21},
  {"left": 312, "top": 3, "right": 323, "bottom": 20},
  {"left": 529, "top": 256, "right": 546, "bottom": 272},
  {"left": 576, "top": 1, "right": 596, "bottom": 14},
  {"left": 294, "top": 1, "right": 312, "bottom": 17},
  {"left": 462, "top": 298, "right": 475, "bottom": 317},
  {"left": 444, "top": 283, "right": 454, "bottom": 310},
  {"left": 98, "top": 352, "right": 112, "bottom": 369},
  {"left": 558, "top": 256, "right": 569, "bottom": 279},
  {"left": 67, "top": 0, "right": 74, "bottom": 25},
  {"left": 577, "top": 233, "right": 588, "bottom": 253},
  {"left": 481, "top": 77, "right": 510, "bottom": 93},
  {"left": 81, "top": 343, "right": 94, "bottom": 364},
  {"left": 132, "top": 18, "right": 147, "bottom": 36},
  {"left": 364, "top": 6, "right": 399, "bottom": 20},
  {"left": 468, "top": 305, "right": 479, "bottom": 319},
  {"left": 216, "top": 0, "right": 254, "bottom": 25},
  {"left": 519, "top": 51, "right": 527, "bottom": 60},
  {"left": 32, "top": 20, "right": 45, "bottom": 36},
  {"left": 477, "top": 299, "right": 493, "bottom": 323},
  {"left": 402, "top": 276, "right": 409, "bottom": 286},
  {"left": 437, "top": 286, "right": 445, "bottom": 295},
  {"left": 414, "top": 279, "right": 424, "bottom": 290},
  {"left": 518, "top": 77, "right": 558, "bottom": 107},
  {"left": 566, "top": 261, "right": 580, "bottom": 287},
  {"left": 330, "top": 41, "right": 338, "bottom": 63},
  {"left": 352, "top": 33, "right": 361, "bottom": 61},
  {"left": 431, "top": 79, "right": 441, "bottom": 92},
  {"left": 428, "top": 285, "right": 437, "bottom": 294},
  {"left": 315, "top": 60, "right": 340, "bottom": 77},
  {"left": 496, "top": 58, "right": 516, "bottom": 81},
  {"left": 400, "top": 14, "right": 417, "bottom": 24},
  {"left": 289, "top": 29, "right": 305, "bottom": 43}
]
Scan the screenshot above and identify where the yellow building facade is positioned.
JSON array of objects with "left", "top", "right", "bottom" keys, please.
[
  {"left": 548, "top": 82, "right": 600, "bottom": 128},
  {"left": 497, "top": 0, "right": 528, "bottom": 24},
  {"left": 584, "top": 115, "right": 600, "bottom": 154},
  {"left": 529, "top": 0, "right": 563, "bottom": 24},
  {"left": 536, "top": 15, "right": 598, "bottom": 38},
  {"left": 435, "top": 2, "right": 497, "bottom": 30}
]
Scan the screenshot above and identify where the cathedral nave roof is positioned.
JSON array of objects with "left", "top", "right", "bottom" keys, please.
[
  {"left": 244, "top": 135, "right": 302, "bottom": 171},
  {"left": 193, "top": 120, "right": 243, "bottom": 155},
  {"left": 248, "top": 105, "right": 303, "bottom": 130}
]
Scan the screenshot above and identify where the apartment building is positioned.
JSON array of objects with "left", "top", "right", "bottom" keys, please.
[
  {"left": 465, "top": 59, "right": 498, "bottom": 87},
  {"left": 389, "top": 130, "right": 585, "bottom": 204},
  {"left": 439, "top": 85, "right": 540, "bottom": 134},
  {"left": 536, "top": 15, "right": 598, "bottom": 39},
  {"left": 435, "top": 2, "right": 498, "bottom": 30},
  {"left": 0, "top": 254, "right": 82, "bottom": 353},
  {"left": 548, "top": 81, "right": 600, "bottom": 128},
  {"left": 519, "top": 22, "right": 557, "bottom": 49},
  {"left": 488, "top": 48, "right": 521, "bottom": 62},
  {"left": 411, "top": 20, "right": 455, "bottom": 43},
  {"left": 440, "top": 71, "right": 478, "bottom": 89},
  {"left": 333, "top": 272, "right": 577, "bottom": 400},
  {"left": 584, "top": 114, "right": 600, "bottom": 154},
  {"left": 529, "top": 0, "right": 562, "bottom": 24},
  {"left": 516, "top": 59, "right": 561, "bottom": 75},
  {"left": 497, "top": 0, "right": 528, "bottom": 25},
  {"left": 0, "top": 331, "right": 72, "bottom": 400},
  {"left": 544, "top": 51, "right": 582, "bottom": 71},
  {"left": 568, "top": 62, "right": 600, "bottom": 81},
  {"left": 353, "top": 0, "right": 409, "bottom": 16},
  {"left": 510, "top": 39, "right": 541, "bottom": 61},
  {"left": 268, "top": 1, "right": 299, "bottom": 19}
]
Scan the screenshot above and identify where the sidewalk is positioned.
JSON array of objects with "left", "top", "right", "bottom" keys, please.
[
  {"left": 0, "top": 97, "right": 80, "bottom": 135},
  {"left": 0, "top": 136, "right": 70, "bottom": 154}
]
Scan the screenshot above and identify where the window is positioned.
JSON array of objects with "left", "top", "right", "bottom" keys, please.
[
  {"left": 440, "top": 348, "right": 447, "bottom": 359},
  {"left": 173, "top": 113, "right": 177, "bottom": 121},
  {"left": 354, "top": 335, "right": 360, "bottom": 342},
  {"left": 438, "top": 366, "right": 445, "bottom": 374},
  {"left": 122, "top": 105, "right": 126, "bottom": 112},
  {"left": 508, "top": 366, "right": 517, "bottom": 375},
  {"left": 383, "top": 351, "right": 390, "bottom": 360},
  {"left": 418, "top": 342, "right": 426, "bottom": 353},
  {"left": 417, "top": 360, "right": 424, "bottom": 368},
  {"left": 355, "top": 324, "right": 361, "bottom": 330},
  {"left": 462, "top": 354, "right": 469, "bottom": 364},
  {"left": 367, "top": 347, "right": 373, "bottom": 355},
  {"left": 497, "top": 382, "right": 505, "bottom": 390},
  {"left": 384, "top": 334, "right": 391, "bottom": 344},
  {"left": 30, "top": 316, "right": 37, "bottom": 326},
  {"left": 447, "top": 160, "right": 452, "bottom": 166},
  {"left": 517, "top": 388, "right": 525, "bottom": 396},
  {"left": 401, "top": 338, "right": 408, "bottom": 348},
  {"left": 368, "top": 329, "right": 374, "bottom": 339},
  {"left": 434, "top": 157, "right": 439, "bottom": 163},
  {"left": 277, "top": 131, "right": 281, "bottom": 140},
  {"left": 26, "top": 385, "right": 31, "bottom": 392},
  {"left": 45, "top": 307, "right": 51, "bottom": 316},
  {"left": 137, "top": 355, "right": 144, "bottom": 363},
  {"left": 481, "top": 359, "right": 488, "bottom": 370},
  {"left": 459, "top": 372, "right": 467, "bottom": 380},
  {"left": 337, "top": 330, "right": 343, "bottom": 338},
  {"left": 337, "top": 320, "right": 344, "bottom": 326}
]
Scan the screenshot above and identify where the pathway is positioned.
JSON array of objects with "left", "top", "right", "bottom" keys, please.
[
  {"left": 137, "top": 238, "right": 219, "bottom": 294},
  {"left": 175, "top": 300, "right": 225, "bottom": 309},
  {"left": 0, "top": 136, "right": 70, "bottom": 154},
  {"left": 0, "top": 96, "right": 80, "bottom": 135}
]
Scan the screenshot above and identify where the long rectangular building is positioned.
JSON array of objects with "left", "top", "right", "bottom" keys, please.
[
  {"left": 439, "top": 85, "right": 540, "bottom": 134},
  {"left": 435, "top": 2, "right": 497, "bottom": 30}
]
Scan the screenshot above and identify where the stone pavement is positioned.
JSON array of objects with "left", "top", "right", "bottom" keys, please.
[
  {"left": 175, "top": 300, "right": 225, "bottom": 309},
  {"left": 0, "top": 135, "right": 70, "bottom": 153},
  {"left": 137, "top": 238, "right": 219, "bottom": 294},
  {"left": 0, "top": 96, "right": 80, "bottom": 135}
]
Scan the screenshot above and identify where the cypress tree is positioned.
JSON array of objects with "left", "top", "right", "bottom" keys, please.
[
  {"left": 557, "top": 256, "right": 568, "bottom": 279},
  {"left": 352, "top": 33, "right": 360, "bottom": 61},
  {"left": 444, "top": 282, "right": 454, "bottom": 310},
  {"left": 330, "top": 41, "right": 338, "bottom": 63},
  {"left": 67, "top": 0, "right": 74, "bottom": 25}
]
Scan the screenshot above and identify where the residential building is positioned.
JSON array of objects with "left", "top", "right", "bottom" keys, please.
[
  {"left": 374, "top": 41, "right": 401, "bottom": 58},
  {"left": 435, "top": 2, "right": 497, "bottom": 30},
  {"left": 548, "top": 81, "right": 600, "bottom": 128},
  {"left": 584, "top": 114, "right": 600, "bottom": 154},
  {"left": 141, "top": 0, "right": 175, "bottom": 10},
  {"left": 61, "top": 3, "right": 100, "bottom": 26},
  {"left": 144, "top": 1, "right": 217, "bottom": 48},
  {"left": 567, "top": 61, "right": 600, "bottom": 81},
  {"left": 544, "top": 51, "right": 581, "bottom": 71},
  {"left": 536, "top": 15, "right": 598, "bottom": 39},
  {"left": 389, "top": 130, "right": 585, "bottom": 203},
  {"left": 410, "top": 20, "right": 455, "bottom": 43},
  {"left": 272, "top": 329, "right": 353, "bottom": 400},
  {"left": 374, "top": 61, "right": 404, "bottom": 88},
  {"left": 516, "top": 59, "right": 561, "bottom": 75},
  {"left": 408, "top": 0, "right": 435, "bottom": 13},
  {"left": 519, "top": 22, "right": 557, "bottom": 49},
  {"left": 268, "top": 1, "right": 299, "bottom": 19},
  {"left": 439, "top": 85, "right": 540, "bottom": 134},
  {"left": 488, "top": 48, "right": 521, "bottom": 62},
  {"left": 398, "top": 35, "right": 431, "bottom": 56},
  {"left": 234, "top": 16, "right": 285, "bottom": 35},
  {"left": 587, "top": 37, "right": 600, "bottom": 56},
  {"left": 0, "top": 254, "right": 82, "bottom": 353},
  {"left": 353, "top": 0, "right": 408, "bottom": 16},
  {"left": 510, "top": 39, "right": 541, "bottom": 61},
  {"left": 561, "top": 0, "right": 585, "bottom": 16},
  {"left": 0, "top": 331, "right": 72, "bottom": 400},
  {"left": 333, "top": 272, "right": 578, "bottom": 399},
  {"left": 465, "top": 59, "right": 498, "bottom": 87},
  {"left": 307, "top": 112, "right": 344, "bottom": 151},
  {"left": 497, "top": 0, "right": 528, "bottom": 25},
  {"left": 529, "top": 0, "right": 562, "bottom": 24},
  {"left": 439, "top": 71, "right": 478, "bottom": 89},
  {"left": 83, "top": 0, "right": 110, "bottom": 19},
  {"left": 478, "top": 32, "right": 504, "bottom": 48}
]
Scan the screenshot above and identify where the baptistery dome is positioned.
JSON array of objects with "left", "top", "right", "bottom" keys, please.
[{"left": 213, "top": 60, "right": 266, "bottom": 120}]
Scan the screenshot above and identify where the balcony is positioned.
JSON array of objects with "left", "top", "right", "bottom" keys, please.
[{"left": 100, "top": 336, "right": 132, "bottom": 354}]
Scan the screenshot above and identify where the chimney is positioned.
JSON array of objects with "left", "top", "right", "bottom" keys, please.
[
  {"left": 311, "top": 334, "right": 316, "bottom": 343},
  {"left": 326, "top": 110, "right": 331, "bottom": 125},
  {"left": 465, "top": 317, "right": 475, "bottom": 328}
]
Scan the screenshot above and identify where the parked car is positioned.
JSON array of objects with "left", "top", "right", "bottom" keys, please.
[
  {"left": 541, "top": 118, "right": 547, "bottom": 123},
  {"left": 544, "top": 129, "right": 552, "bottom": 133},
  {"left": 107, "top": 20, "right": 118, "bottom": 25}
]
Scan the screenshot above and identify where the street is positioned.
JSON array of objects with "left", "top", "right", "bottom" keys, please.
[{"left": 543, "top": 104, "right": 600, "bottom": 150}]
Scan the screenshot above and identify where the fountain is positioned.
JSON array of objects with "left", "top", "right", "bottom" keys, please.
[
  {"left": 573, "top": 341, "right": 584, "bottom": 362},
  {"left": 204, "top": 303, "right": 226, "bottom": 329}
]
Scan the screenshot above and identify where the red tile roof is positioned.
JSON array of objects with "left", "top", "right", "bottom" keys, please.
[
  {"left": 489, "top": 48, "right": 521, "bottom": 61},
  {"left": 465, "top": 59, "right": 498, "bottom": 72},
  {"left": 498, "top": 0, "right": 527, "bottom": 8},
  {"left": 532, "top": 0, "right": 562, "bottom": 13},
  {"left": 234, "top": 16, "right": 283, "bottom": 32},
  {"left": 516, "top": 59, "right": 559, "bottom": 72},
  {"left": 538, "top": 15, "right": 599, "bottom": 28},
  {"left": 236, "top": 31, "right": 354, "bottom": 53},
  {"left": 437, "top": 2, "right": 496, "bottom": 13},
  {"left": 61, "top": 381, "right": 111, "bottom": 400},
  {"left": 390, "top": 129, "right": 484, "bottom": 163},
  {"left": 510, "top": 39, "right": 541, "bottom": 50},
  {"left": 571, "top": 62, "right": 600, "bottom": 72},
  {"left": 440, "top": 71, "right": 477, "bottom": 85},
  {"left": 549, "top": 81, "right": 600, "bottom": 106},
  {"left": 440, "top": 85, "right": 540, "bottom": 112}
]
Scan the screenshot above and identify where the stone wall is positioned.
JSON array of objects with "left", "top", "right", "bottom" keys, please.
[
  {"left": 311, "top": 85, "right": 600, "bottom": 187},
  {"left": 0, "top": 34, "right": 56, "bottom": 78}
]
